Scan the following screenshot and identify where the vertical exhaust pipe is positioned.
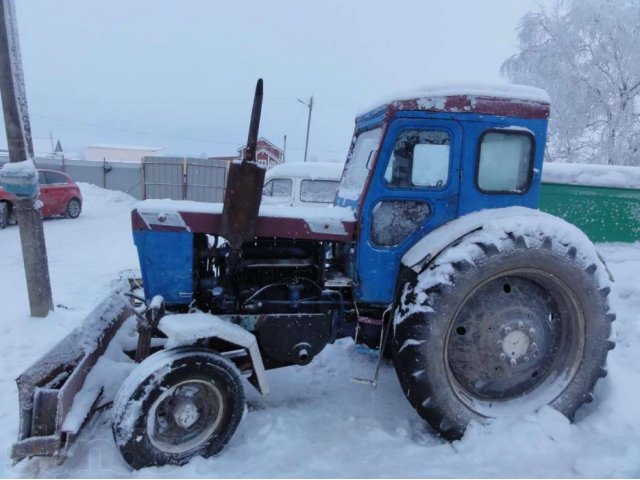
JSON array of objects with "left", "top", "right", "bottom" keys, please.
[{"left": 220, "top": 79, "right": 266, "bottom": 251}]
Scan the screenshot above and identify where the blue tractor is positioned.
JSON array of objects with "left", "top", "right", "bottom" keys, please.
[{"left": 13, "top": 82, "right": 615, "bottom": 469}]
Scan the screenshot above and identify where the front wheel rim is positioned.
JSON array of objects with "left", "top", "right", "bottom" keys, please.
[
  {"left": 147, "top": 379, "right": 225, "bottom": 454},
  {"left": 68, "top": 200, "right": 80, "bottom": 217},
  {"left": 445, "top": 268, "right": 585, "bottom": 417}
]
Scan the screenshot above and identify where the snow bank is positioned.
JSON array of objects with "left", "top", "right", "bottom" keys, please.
[{"left": 542, "top": 162, "right": 640, "bottom": 189}]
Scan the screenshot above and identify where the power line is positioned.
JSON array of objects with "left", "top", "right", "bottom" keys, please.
[
  {"left": 31, "top": 113, "right": 242, "bottom": 146},
  {"left": 30, "top": 112, "right": 348, "bottom": 155}
]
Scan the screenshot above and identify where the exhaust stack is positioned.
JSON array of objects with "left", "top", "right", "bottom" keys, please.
[{"left": 220, "top": 79, "right": 266, "bottom": 250}]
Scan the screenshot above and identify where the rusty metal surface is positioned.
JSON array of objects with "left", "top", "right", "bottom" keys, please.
[
  {"left": 221, "top": 79, "right": 266, "bottom": 249},
  {"left": 220, "top": 162, "right": 266, "bottom": 248},
  {"left": 12, "top": 278, "right": 136, "bottom": 462},
  {"left": 387, "top": 95, "right": 550, "bottom": 120}
]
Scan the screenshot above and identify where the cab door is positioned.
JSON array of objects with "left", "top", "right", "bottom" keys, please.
[{"left": 355, "top": 117, "right": 462, "bottom": 304}]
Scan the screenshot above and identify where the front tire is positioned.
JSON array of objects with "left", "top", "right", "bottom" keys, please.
[
  {"left": 392, "top": 224, "right": 615, "bottom": 440},
  {"left": 112, "top": 347, "right": 245, "bottom": 469},
  {"left": 65, "top": 198, "right": 82, "bottom": 219}
]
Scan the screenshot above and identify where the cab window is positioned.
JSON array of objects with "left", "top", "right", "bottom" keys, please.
[
  {"left": 263, "top": 178, "right": 292, "bottom": 198},
  {"left": 384, "top": 130, "right": 450, "bottom": 189},
  {"left": 477, "top": 131, "right": 533, "bottom": 193},
  {"left": 300, "top": 179, "right": 339, "bottom": 203}
]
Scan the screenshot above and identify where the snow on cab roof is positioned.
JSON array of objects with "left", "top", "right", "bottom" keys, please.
[
  {"left": 266, "top": 162, "right": 344, "bottom": 181},
  {"left": 358, "top": 82, "right": 550, "bottom": 119}
]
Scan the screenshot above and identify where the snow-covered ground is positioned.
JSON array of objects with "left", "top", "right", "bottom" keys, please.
[{"left": 1, "top": 184, "right": 639, "bottom": 478}]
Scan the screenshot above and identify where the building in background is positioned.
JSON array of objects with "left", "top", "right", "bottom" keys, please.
[
  {"left": 85, "top": 144, "right": 164, "bottom": 163},
  {"left": 210, "top": 137, "right": 284, "bottom": 170}
]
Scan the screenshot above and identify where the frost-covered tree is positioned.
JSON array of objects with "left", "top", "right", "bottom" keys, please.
[{"left": 502, "top": 0, "right": 640, "bottom": 165}]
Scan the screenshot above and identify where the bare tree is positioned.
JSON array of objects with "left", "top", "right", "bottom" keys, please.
[{"left": 502, "top": 0, "right": 640, "bottom": 166}]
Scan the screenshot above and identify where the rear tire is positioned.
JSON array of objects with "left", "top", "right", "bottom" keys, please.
[
  {"left": 65, "top": 198, "right": 81, "bottom": 219},
  {"left": 392, "top": 226, "right": 615, "bottom": 440},
  {"left": 112, "top": 347, "right": 245, "bottom": 469},
  {"left": 0, "top": 202, "right": 7, "bottom": 229}
]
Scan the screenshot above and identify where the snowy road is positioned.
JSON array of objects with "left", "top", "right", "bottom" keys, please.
[{"left": 1, "top": 184, "right": 639, "bottom": 478}]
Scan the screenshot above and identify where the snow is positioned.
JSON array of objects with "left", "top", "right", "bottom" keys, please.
[
  {"left": 158, "top": 313, "right": 268, "bottom": 394},
  {"left": 359, "top": 82, "right": 550, "bottom": 117},
  {"left": 135, "top": 199, "right": 356, "bottom": 225},
  {"left": 542, "top": 162, "right": 640, "bottom": 189},
  {"left": 402, "top": 207, "right": 608, "bottom": 288},
  {"left": 0, "top": 158, "right": 37, "bottom": 175},
  {"left": 265, "top": 162, "right": 344, "bottom": 181},
  {"left": 1, "top": 184, "right": 639, "bottom": 477}
]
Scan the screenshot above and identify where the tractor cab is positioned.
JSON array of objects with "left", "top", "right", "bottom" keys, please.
[{"left": 335, "top": 85, "right": 550, "bottom": 303}]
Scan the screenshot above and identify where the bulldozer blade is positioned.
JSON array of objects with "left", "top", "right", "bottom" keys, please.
[
  {"left": 11, "top": 275, "right": 137, "bottom": 463},
  {"left": 221, "top": 79, "right": 266, "bottom": 250}
]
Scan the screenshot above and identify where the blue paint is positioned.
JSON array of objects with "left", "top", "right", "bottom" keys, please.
[
  {"left": 0, "top": 168, "right": 38, "bottom": 198},
  {"left": 349, "top": 110, "right": 548, "bottom": 304},
  {"left": 133, "top": 230, "right": 194, "bottom": 306}
]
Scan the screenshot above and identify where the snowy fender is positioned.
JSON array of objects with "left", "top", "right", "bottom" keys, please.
[
  {"left": 112, "top": 347, "right": 245, "bottom": 469},
  {"left": 392, "top": 212, "right": 615, "bottom": 440}
]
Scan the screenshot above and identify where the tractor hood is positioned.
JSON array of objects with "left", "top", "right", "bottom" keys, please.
[{"left": 132, "top": 199, "right": 356, "bottom": 242}]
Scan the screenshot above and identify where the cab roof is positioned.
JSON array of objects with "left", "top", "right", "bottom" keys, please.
[{"left": 357, "top": 83, "right": 550, "bottom": 122}]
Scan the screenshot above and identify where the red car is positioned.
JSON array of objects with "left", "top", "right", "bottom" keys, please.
[{"left": 0, "top": 169, "right": 83, "bottom": 229}]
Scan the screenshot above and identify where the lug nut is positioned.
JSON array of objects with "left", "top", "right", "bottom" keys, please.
[
  {"left": 518, "top": 321, "right": 525, "bottom": 330},
  {"left": 528, "top": 328, "right": 536, "bottom": 337},
  {"left": 510, "top": 358, "right": 517, "bottom": 366},
  {"left": 524, "top": 356, "right": 530, "bottom": 362},
  {"left": 503, "top": 326, "right": 512, "bottom": 335},
  {"left": 499, "top": 353, "right": 507, "bottom": 362}
]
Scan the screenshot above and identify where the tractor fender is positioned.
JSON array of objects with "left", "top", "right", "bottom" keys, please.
[
  {"left": 402, "top": 206, "right": 566, "bottom": 272},
  {"left": 157, "top": 313, "right": 269, "bottom": 395}
]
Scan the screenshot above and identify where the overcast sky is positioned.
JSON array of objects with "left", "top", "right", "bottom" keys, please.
[{"left": 3, "top": 0, "right": 552, "bottom": 162}]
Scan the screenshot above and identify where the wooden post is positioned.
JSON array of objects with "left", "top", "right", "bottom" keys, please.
[{"left": 0, "top": 0, "right": 53, "bottom": 317}]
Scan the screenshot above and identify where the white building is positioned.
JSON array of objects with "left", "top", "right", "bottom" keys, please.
[{"left": 85, "top": 144, "right": 164, "bottom": 163}]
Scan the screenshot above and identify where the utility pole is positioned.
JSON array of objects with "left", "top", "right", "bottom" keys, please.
[
  {"left": 0, "top": 0, "right": 54, "bottom": 317},
  {"left": 283, "top": 134, "right": 287, "bottom": 162},
  {"left": 297, "top": 95, "right": 313, "bottom": 162}
]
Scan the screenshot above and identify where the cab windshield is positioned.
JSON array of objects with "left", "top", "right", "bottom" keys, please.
[{"left": 336, "top": 127, "right": 383, "bottom": 205}]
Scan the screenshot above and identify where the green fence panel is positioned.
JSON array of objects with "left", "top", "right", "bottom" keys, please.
[{"left": 539, "top": 183, "right": 640, "bottom": 243}]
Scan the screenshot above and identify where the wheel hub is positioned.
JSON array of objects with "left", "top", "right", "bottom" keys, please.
[
  {"left": 502, "top": 329, "right": 530, "bottom": 360},
  {"left": 172, "top": 400, "right": 200, "bottom": 429},
  {"left": 147, "top": 379, "right": 225, "bottom": 454},
  {"left": 446, "top": 274, "right": 567, "bottom": 401}
]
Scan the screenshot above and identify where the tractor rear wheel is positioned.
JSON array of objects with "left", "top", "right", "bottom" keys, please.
[
  {"left": 392, "top": 226, "right": 615, "bottom": 440},
  {"left": 112, "top": 347, "right": 245, "bottom": 469}
]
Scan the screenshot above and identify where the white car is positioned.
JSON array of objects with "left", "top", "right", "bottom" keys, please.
[{"left": 262, "top": 162, "right": 344, "bottom": 207}]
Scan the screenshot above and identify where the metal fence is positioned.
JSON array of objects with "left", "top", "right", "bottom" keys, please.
[
  {"left": 0, "top": 154, "right": 228, "bottom": 202},
  {"left": 142, "top": 156, "right": 227, "bottom": 202}
]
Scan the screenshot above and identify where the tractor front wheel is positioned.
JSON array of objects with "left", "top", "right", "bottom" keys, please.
[
  {"left": 112, "top": 347, "right": 245, "bottom": 469},
  {"left": 392, "top": 226, "right": 615, "bottom": 440}
]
